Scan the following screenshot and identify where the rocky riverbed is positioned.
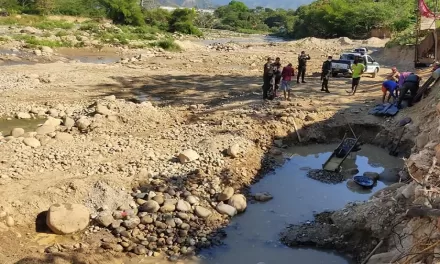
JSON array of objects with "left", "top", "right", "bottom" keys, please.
[{"left": 0, "top": 21, "right": 427, "bottom": 263}]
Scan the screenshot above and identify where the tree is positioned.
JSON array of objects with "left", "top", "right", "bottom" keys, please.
[
  {"left": 35, "top": 0, "right": 55, "bottom": 15},
  {"left": 169, "top": 8, "right": 202, "bottom": 36},
  {"left": 98, "top": 0, "right": 145, "bottom": 26}
]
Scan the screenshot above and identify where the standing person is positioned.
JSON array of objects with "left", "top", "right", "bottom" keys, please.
[
  {"left": 262, "top": 57, "right": 274, "bottom": 100},
  {"left": 346, "top": 57, "right": 365, "bottom": 95},
  {"left": 321, "top": 55, "right": 332, "bottom": 93},
  {"left": 297, "top": 51, "right": 310, "bottom": 83},
  {"left": 281, "top": 63, "right": 295, "bottom": 100},
  {"left": 273, "top": 57, "right": 282, "bottom": 97},
  {"left": 381, "top": 80, "right": 399, "bottom": 103},
  {"left": 396, "top": 73, "right": 421, "bottom": 108}
]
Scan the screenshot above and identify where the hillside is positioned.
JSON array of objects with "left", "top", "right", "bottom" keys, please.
[{"left": 157, "top": 0, "right": 313, "bottom": 9}]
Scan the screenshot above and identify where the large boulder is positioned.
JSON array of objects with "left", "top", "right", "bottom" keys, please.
[{"left": 46, "top": 203, "right": 90, "bottom": 235}]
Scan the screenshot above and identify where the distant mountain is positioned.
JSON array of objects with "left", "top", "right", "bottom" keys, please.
[{"left": 157, "top": 0, "right": 314, "bottom": 9}]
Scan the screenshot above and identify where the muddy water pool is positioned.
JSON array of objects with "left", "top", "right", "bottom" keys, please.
[
  {"left": 198, "top": 144, "right": 403, "bottom": 264},
  {"left": 0, "top": 118, "right": 45, "bottom": 135}
]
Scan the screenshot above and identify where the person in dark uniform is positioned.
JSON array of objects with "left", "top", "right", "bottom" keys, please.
[
  {"left": 396, "top": 73, "right": 421, "bottom": 108},
  {"left": 273, "top": 57, "right": 282, "bottom": 97},
  {"left": 262, "top": 57, "right": 274, "bottom": 100},
  {"left": 321, "top": 55, "right": 332, "bottom": 93},
  {"left": 297, "top": 51, "right": 310, "bottom": 83}
]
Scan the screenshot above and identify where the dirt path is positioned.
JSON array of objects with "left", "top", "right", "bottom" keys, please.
[{"left": 0, "top": 34, "right": 420, "bottom": 263}]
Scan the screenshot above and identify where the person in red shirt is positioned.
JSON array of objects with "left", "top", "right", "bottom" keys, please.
[{"left": 281, "top": 63, "right": 295, "bottom": 100}]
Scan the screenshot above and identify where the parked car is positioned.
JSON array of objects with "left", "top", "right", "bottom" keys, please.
[{"left": 331, "top": 52, "right": 380, "bottom": 78}]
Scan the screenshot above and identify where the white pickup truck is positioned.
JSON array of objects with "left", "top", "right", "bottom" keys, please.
[{"left": 331, "top": 53, "right": 381, "bottom": 78}]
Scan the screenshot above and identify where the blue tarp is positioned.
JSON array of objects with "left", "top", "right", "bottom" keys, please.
[{"left": 368, "top": 103, "right": 399, "bottom": 116}]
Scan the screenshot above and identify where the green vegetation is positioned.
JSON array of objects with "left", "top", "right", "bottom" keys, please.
[
  {"left": 12, "top": 34, "right": 72, "bottom": 47},
  {"left": 150, "top": 39, "right": 181, "bottom": 51},
  {"left": 1, "top": 0, "right": 201, "bottom": 37}
]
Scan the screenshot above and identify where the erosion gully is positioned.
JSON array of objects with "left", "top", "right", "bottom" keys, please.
[{"left": 195, "top": 144, "right": 402, "bottom": 264}]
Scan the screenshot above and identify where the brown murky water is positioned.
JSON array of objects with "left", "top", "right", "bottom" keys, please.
[{"left": 0, "top": 118, "right": 45, "bottom": 135}]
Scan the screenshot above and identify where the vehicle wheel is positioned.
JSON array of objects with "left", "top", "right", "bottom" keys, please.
[
  {"left": 332, "top": 72, "right": 338, "bottom": 77},
  {"left": 372, "top": 68, "right": 379, "bottom": 78}
]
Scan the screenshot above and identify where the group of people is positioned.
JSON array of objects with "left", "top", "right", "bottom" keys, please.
[
  {"left": 262, "top": 52, "right": 422, "bottom": 109},
  {"left": 381, "top": 68, "right": 421, "bottom": 108},
  {"left": 262, "top": 51, "right": 310, "bottom": 101}
]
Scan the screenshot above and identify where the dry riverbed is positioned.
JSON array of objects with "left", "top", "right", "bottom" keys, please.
[{"left": 1, "top": 27, "right": 434, "bottom": 264}]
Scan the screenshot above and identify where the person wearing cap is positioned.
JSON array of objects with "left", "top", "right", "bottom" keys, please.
[
  {"left": 381, "top": 80, "right": 398, "bottom": 103},
  {"left": 297, "top": 51, "right": 310, "bottom": 83},
  {"left": 262, "top": 57, "right": 275, "bottom": 100},
  {"left": 321, "top": 55, "right": 332, "bottom": 93},
  {"left": 386, "top": 67, "right": 400, "bottom": 82}
]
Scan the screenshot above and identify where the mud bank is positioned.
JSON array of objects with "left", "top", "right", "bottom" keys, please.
[{"left": 281, "top": 79, "right": 440, "bottom": 263}]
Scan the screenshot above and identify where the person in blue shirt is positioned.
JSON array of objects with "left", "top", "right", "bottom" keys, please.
[{"left": 381, "top": 80, "right": 398, "bottom": 104}]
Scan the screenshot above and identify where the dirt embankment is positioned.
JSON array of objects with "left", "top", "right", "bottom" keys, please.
[{"left": 0, "top": 31, "right": 415, "bottom": 264}]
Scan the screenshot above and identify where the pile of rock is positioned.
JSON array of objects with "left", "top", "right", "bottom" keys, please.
[
  {"left": 307, "top": 169, "right": 344, "bottom": 184},
  {"left": 93, "top": 183, "right": 247, "bottom": 258},
  {"left": 207, "top": 43, "right": 236, "bottom": 52},
  {"left": 4, "top": 97, "right": 126, "bottom": 147}
]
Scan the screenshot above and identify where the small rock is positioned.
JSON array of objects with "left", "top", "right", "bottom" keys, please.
[
  {"left": 16, "top": 112, "right": 31, "bottom": 119},
  {"left": 218, "top": 187, "right": 234, "bottom": 201},
  {"left": 160, "top": 203, "right": 176, "bottom": 213},
  {"left": 75, "top": 117, "right": 91, "bottom": 132},
  {"left": 46, "top": 203, "right": 90, "bottom": 235},
  {"left": 41, "top": 46, "right": 53, "bottom": 54},
  {"left": 123, "top": 217, "right": 141, "bottom": 229},
  {"left": 254, "top": 192, "right": 273, "bottom": 202},
  {"left": 44, "top": 117, "right": 62, "bottom": 127},
  {"left": 63, "top": 117, "right": 75, "bottom": 129},
  {"left": 11, "top": 128, "right": 25, "bottom": 138},
  {"left": 34, "top": 49, "right": 42, "bottom": 56},
  {"left": 55, "top": 132, "right": 74, "bottom": 142},
  {"left": 104, "top": 95, "right": 116, "bottom": 101},
  {"left": 5, "top": 216, "right": 14, "bottom": 227},
  {"left": 134, "top": 245, "right": 147, "bottom": 255},
  {"left": 363, "top": 172, "right": 380, "bottom": 181},
  {"left": 227, "top": 144, "right": 241, "bottom": 158},
  {"left": 140, "top": 200, "right": 160, "bottom": 213},
  {"left": 216, "top": 202, "right": 237, "bottom": 217},
  {"left": 228, "top": 194, "right": 247, "bottom": 213},
  {"left": 195, "top": 206, "right": 212, "bottom": 218},
  {"left": 178, "top": 149, "right": 199, "bottom": 163},
  {"left": 96, "top": 211, "right": 114, "bottom": 227},
  {"left": 36, "top": 125, "right": 56, "bottom": 135},
  {"left": 186, "top": 196, "right": 199, "bottom": 205},
  {"left": 176, "top": 200, "right": 191, "bottom": 212},
  {"left": 274, "top": 140, "right": 283, "bottom": 148},
  {"left": 23, "top": 138, "right": 41, "bottom": 148},
  {"left": 96, "top": 104, "right": 111, "bottom": 116},
  {"left": 141, "top": 215, "right": 153, "bottom": 224}
]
